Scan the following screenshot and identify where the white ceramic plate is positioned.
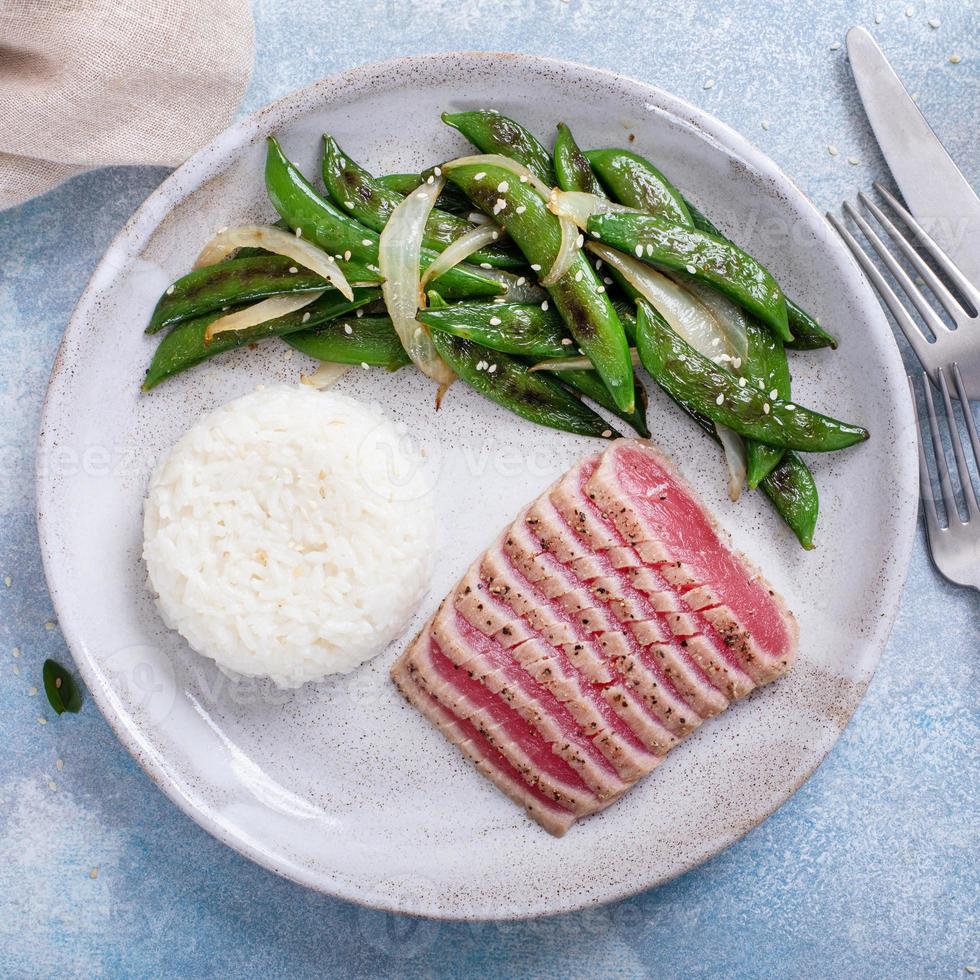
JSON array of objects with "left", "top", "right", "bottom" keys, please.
[{"left": 37, "top": 53, "right": 917, "bottom": 919}]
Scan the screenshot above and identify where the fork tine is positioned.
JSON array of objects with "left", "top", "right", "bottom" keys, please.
[
  {"left": 873, "top": 182, "right": 980, "bottom": 313},
  {"left": 828, "top": 211, "right": 934, "bottom": 366},
  {"left": 922, "top": 370, "right": 962, "bottom": 525},
  {"left": 909, "top": 375, "right": 944, "bottom": 537},
  {"left": 858, "top": 190, "right": 965, "bottom": 321},
  {"left": 939, "top": 364, "right": 980, "bottom": 519},
  {"left": 842, "top": 199, "right": 950, "bottom": 337}
]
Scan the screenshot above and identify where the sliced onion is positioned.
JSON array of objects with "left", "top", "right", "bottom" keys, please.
[
  {"left": 587, "top": 243, "right": 739, "bottom": 363},
  {"left": 668, "top": 272, "right": 749, "bottom": 364},
  {"left": 715, "top": 424, "right": 748, "bottom": 501},
  {"left": 299, "top": 362, "right": 351, "bottom": 389},
  {"left": 442, "top": 154, "right": 552, "bottom": 201},
  {"left": 548, "top": 191, "right": 636, "bottom": 231},
  {"left": 194, "top": 225, "right": 352, "bottom": 301},
  {"left": 204, "top": 291, "right": 325, "bottom": 342},
  {"left": 379, "top": 176, "right": 455, "bottom": 385},
  {"left": 421, "top": 223, "right": 503, "bottom": 289},
  {"left": 539, "top": 211, "right": 578, "bottom": 287},
  {"left": 529, "top": 349, "right": 641, "bottom": 373}
]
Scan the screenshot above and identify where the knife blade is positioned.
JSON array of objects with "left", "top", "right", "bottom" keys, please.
[{"left": 846, "top": 25, "right": 980, "bottom": 287}]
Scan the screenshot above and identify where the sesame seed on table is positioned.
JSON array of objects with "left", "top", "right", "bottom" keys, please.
[{"left": 0, "top": 0, "right": 975, "bottom": 976}]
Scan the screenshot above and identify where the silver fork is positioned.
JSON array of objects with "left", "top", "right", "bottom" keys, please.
[
  {"left": 908, "top": 367, "right": 980, "bottom": 592},
  {"left": 828, "top": 186, "right": 980, "bottom": 591},
  {"left": 827, "top": 181, "right": 980, "bottom": 397}
]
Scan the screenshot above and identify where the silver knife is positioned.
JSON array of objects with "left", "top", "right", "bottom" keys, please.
[{"left": 846, "top": 25, "right": 980, "bottom": 286}]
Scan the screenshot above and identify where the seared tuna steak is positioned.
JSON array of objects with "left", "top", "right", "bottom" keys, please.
[{"left": 391, "top": 440, "right": 798, "bottom": 834}]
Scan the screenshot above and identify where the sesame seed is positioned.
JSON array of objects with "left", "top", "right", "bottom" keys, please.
[
  {"left": 488, "top": 364, "right": 497, "bottom": 373},
  {"left": 490, "top": 316, "right": 502, "bottom": 326},
  {"left": 474, "top": 171, "right": 486, "bottom": 180},
  {"left": 770, "top": 388, "right": 779, "bottom": 400},
  {"left": 480, "top": 262, "right": 492, "bottom": 269},
  {"left": 597, "top": 285, "right": 606, "bottom": 293},
  {"left": 828, "top": 145, "right": 839, "bottom": 156},
  {"left": 635, "top": 245, "right": 643, "bottom": 257},
  {"left": 426, "top": 175, "right": 435, "bottom": 184},
  {"left": 763, "top": 402, "right": 771, "bottom": 414},
  {"left": 785, "top": 403, "right": 796, "bottom": 411},
  {"left": 344, "top": 200, "right": 354, "bottom": 208},
  {"left": 874, "top": 11, "right": 883, "bottom": 23},
  {"left": 716, "top": 394, "right": 725, "bottom": 406},
  {"left": 541, "top": 300, "right": 549, "bottom": 311},
  {"left": 603, "top": 276, "right": 613, "bottom": 285},
  {"left": 434, "top": 166, "right": 442, "bottom": 176},
  {"left": 595, "top": 259, "right": 603, "bottom": 269},
  {"left": 344, "top": 323, "right": 352, "bottom": 334},
  {"left": 646, "top": 244, "right": 654, "bottom": 257},
  {"left": 739, "top": 377, "right": 747, "bottom": 388},
  {"left": 3, "top": 576, "right": 9, "bottom": 587},
  {"left": 905, "top": 4, "right": 914, "bottom": 15},
  {"left": 302, "top": 312, "right": 311, "bottom": 323},
  {"left": 591, "top": 230, "right": 601, "bottom": 238},
  {"left": 703, "top": 79, "right": 716, "bottom": 90},
  {"left": 289, "top": 266, "right": 298, "bottom": 274},
  {"left": 686, "top": 264, "right": 696, "bottom": 275},
  {"left": 356, "top": 309, "right": 363, "bottom": 317},
  {"left": 949, "top": 53, "right": 962, "bottom": 64},
  {"left": 493, "top": 198, "right": 507, "bottom": 214},
  {"left": 343, "top": 250, "right": 351, "bottom": 261},
  {"left": 515, "top": 205, "right": 527, "bottom": 215},
  {"left": 361, "top": 239, "right": 372, "bottom": 246},
  {"left": 492, "top": 231, "right": 499, "bottom": 240},
  {"left": 44, "top": 621, "right": 55, "bottom": 631},
  {"left": 11, "top": 647, "right": 20, "bottom": 657},
  {"left": 519, "top": 175, "right": 528, "bottom": 183},
  {"left": 361, "top": 362, "right": 369, "bottom": 370},
  {"left": 847, "top": 156, "right": 860, "bottom": 165},
  {"left": 497, "top": 181, "right": 509, "bottom": 193},
  {"left": 928, "top": 17, "right": 940, "bottom": 27},
  {"left": 531, "top": 263, "right": 542, "bottom": 271},
  {"left": 295, "top": 227, "right": 303, "bottom": 237},
  {"left": 602, "top": 429, "right": 613, "bottom": 438},
  {"left": 733, "top": 357, "right": 742, "bottom": 370},
  {"left": 166, "top": 285, "right": 175, "bottom": 295},
  {"left": 37, "top": 716, "right": 46, "bottom": 724},
  {"left": 830, "top": 41, "right": 841, "bottom": 50},
  {"left": 576, "top": 234, "right": 584, "bottom": 248},
  {"left": 561, "top": 338, "right": 573, "bottom": 346},
  {"left": 574, "top": 270, "right": 584, "bottom": 282}
]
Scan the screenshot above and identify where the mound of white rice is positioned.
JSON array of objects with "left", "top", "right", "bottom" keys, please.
[{"left": 143, "top": 385, "right": 434, "bottom": 687}]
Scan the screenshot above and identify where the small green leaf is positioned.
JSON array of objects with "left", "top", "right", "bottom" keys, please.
[{"left": 42, "top": 659, "right": 82, "bottom": 715}]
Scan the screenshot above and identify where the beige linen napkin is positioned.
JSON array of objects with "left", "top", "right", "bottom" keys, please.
[{"left": 0, "top": 0, "right": 255, "bottom": 209}]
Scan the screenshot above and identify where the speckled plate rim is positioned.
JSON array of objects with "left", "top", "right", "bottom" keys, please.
[{"left": 36, "top": 52, "right": 918, "bottom": 920}]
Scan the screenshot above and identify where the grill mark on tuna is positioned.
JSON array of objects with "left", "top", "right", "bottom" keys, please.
[
  {"left": 433, "top": 600, "right": 627, "bottom": 799},
  {"left": 479, "top": 542, "right": 662, "bottom": 782},
  {"left": 507, "top": 515, "right": 689, "bottom": 746},
  {"left": 406, "top": 629, "right": 598, "bottom": 814},
  {"left": 391, "top": 648, "right": 576, "bottom": 836}
]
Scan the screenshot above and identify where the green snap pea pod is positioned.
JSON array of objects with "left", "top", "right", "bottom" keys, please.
[
  {"left": 378, "top": 173, "right": 474, "bottom": 216},
  {"left": 588, "top": 211, "right": 791, "bottom": 342},
  {"left": 284, "top": 315, "right": 410, "bottom": 370},
  {"left": 264, "top": 137, "right": 507, "bottom": 301},
  {"left": 635, "top": 300, "right": 867, "bottom": 451},
  {"left": 585, "top": 148, "right": 692, "bottom": 226},
  {"left": 445, "top": 161, "right": 634, "bottom": 413},
  {"left": 442, "top": 110, "right": 557, "bottom": 186},
  {"left": 418, "top": 301, "right": 572, "bottom": 357},
  {"left": 431, "top": 332, "right": 621, "bottom": 439},
  {"left": 146, "top": 254, "right": 381, "bottom": 334},
  {"left": 142, "top": 288, "right": 379, "bottom": 390},
  {"left": 558, "top": 368, "right": 650, "bottom": 438},
  {"left": 684, "top": 403, "right": 818, "bottom": 549},
  {"left": 684, "top": 198, "right": 838, "bottom": 350},
  {"left": 742, "top": 318, "right": 792, "bottom": 487},
  {"left": 321, "top": 137, "right": 522, "bottom": 269},
  {"left": 554, "top": 124, "right": 605, "bottom": 195}
]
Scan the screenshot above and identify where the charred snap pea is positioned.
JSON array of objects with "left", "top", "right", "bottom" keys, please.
[
  {"left": 431, "top": 332, "right": 621, "bottom": 440},
  {"left": 444, "top": 161, "right": 634, "bottom": 413},
  {"left": 742, "top": 318, "right": 792, "bottom": 487},
  {"left": 142, "top": 288, "right": 379, "bottom": 390},
  {"left": 264, "top": 137, "right": 506, "bottom": 302},
  {"left": 635, "top": 300, "right": 867, "bottom": 451},
  {"left": 418, "top": 301, "right": 572, "bottom": 357},
  {"left": 684, "top": 198, "right": 837, "bottom": 351},
  {"left": 146, "top": 254, "right": 381, "bottom": 334},
  {"left": 686, "top": 403, "right": 818, "bottom": 549},
  {"left": 442, "top": 110, "right": 557, "bottom": 186},
  {"left": 284, "top": 315, "right": 410, "bottom": 370},
  {"left": 321, "top": 137, "right": 522, "bottom": 269},
  {"left": 588, "top": 210, "right": 791, "bottom": 342},
  {"left": 554, "top": 124, "right": 605, "bottom": 195},
  {"left": 586, "top": 148, "right": 692, "bottom": 226},
  {"left": 558, "top": 368, "right": 650, "bottom": 438}
]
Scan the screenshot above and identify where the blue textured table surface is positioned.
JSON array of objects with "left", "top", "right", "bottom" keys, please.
[{"left": 1, "top": 1, "right": 977, "bottom": 976}]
